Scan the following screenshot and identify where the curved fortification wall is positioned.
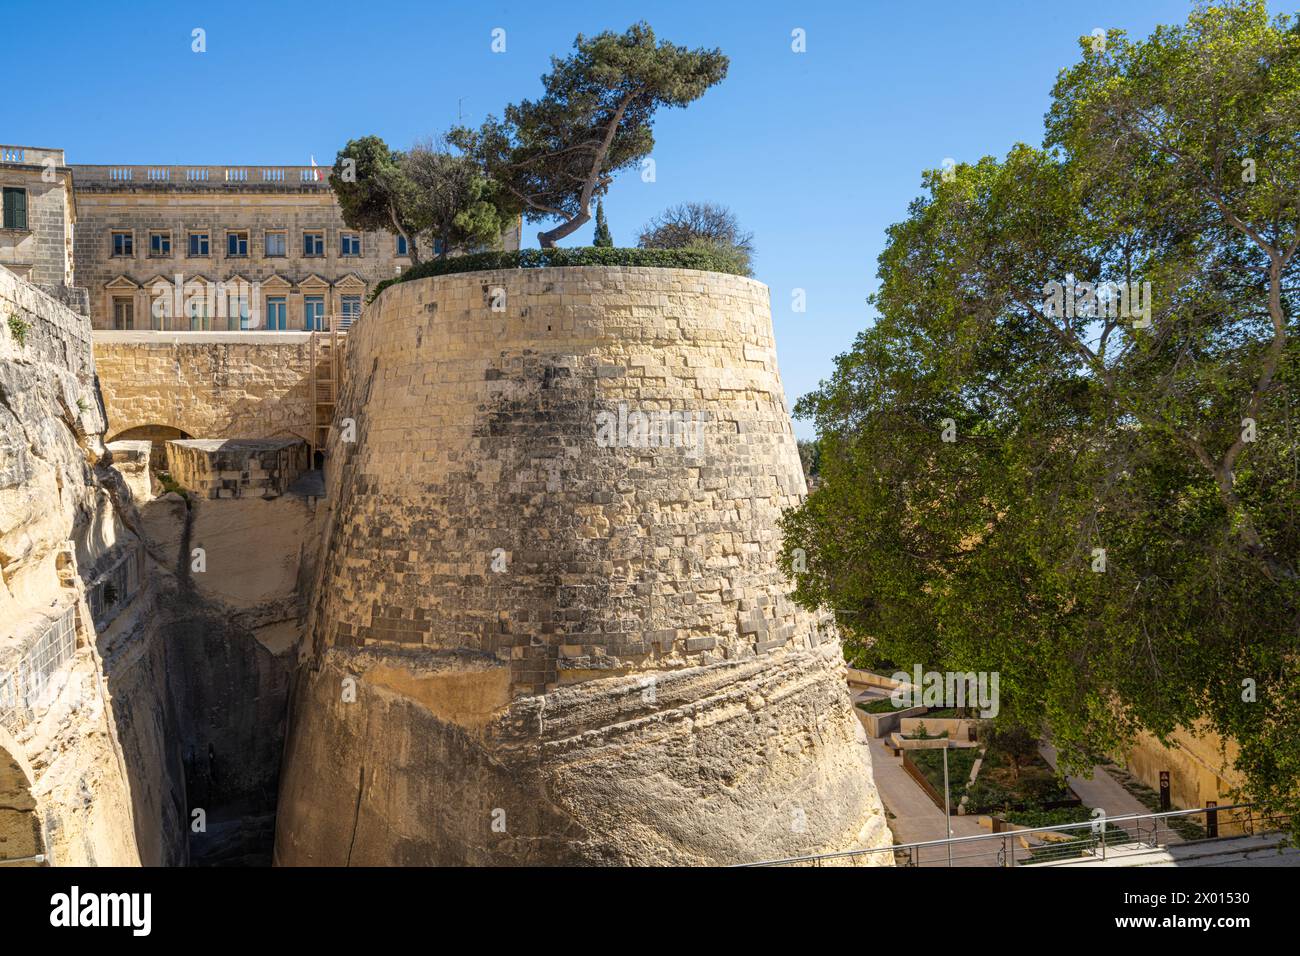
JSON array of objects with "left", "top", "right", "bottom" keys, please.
[{"left": 275, "top": 267, "right": 890, "bottom": 865}]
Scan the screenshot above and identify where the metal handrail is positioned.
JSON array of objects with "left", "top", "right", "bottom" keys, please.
[{"left": 736, "top": 802, "right": 1288, "bottom": 867}]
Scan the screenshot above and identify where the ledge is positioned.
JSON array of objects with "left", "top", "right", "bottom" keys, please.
[{"left": 92, "top": 330, "right": 317, "bottom": 344}]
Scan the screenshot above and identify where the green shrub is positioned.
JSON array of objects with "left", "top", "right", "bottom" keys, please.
[
  {"left": 369, "top": 246, "right": 752, "bottom": 302},
  {"left": 7, "top": 313, "right": 29, "bottom": 347}
]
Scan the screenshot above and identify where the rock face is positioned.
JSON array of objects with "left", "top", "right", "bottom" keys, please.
[
  {"left": 1, "top": 267, "right": 306, "bottom": 867},
  {"left": 0, "top": 266, "right": 172, "bottom": 866},
  {"left": 275, "top": 268, "right": 890, "bottom": 865}
]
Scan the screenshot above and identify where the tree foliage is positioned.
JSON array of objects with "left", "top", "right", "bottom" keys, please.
[
  {"left": 796, "top": 439, "right": 821, "bottom": 482},
  {"left": 405, "top": 139, "right": 505, "bottom": 259},
  {"left": 593, "top": 198, "right": 614, "bottom": 247},
  {"left": 781, "top": 2, "right": 1300, "bottom": 830},
  {"left": 331, "top": 135, "right": 505, "bottom": 264},
  {"left": 638, "top": 201, "right": 755, "bottom": 276},
  {"left": 453, "top": 22, "right": 728, "bottom": 248},
  {"left": 330, "top": 136, "right": 423, "bottom": 263}
]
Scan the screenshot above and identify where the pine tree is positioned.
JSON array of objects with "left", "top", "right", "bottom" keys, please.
[{"left": 593, "top": 199, "right": 614, "bottom": 247}]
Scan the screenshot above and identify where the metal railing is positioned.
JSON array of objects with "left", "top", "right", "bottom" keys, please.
[
  {"left": 737, "top": 804, "right": 1292, "bottom": 867},
  {"left": 86, "top": 545, "right": 144, "bottom": 631},
  {"left": 0, "top": 603, "right": 80, "bottom": 733}
]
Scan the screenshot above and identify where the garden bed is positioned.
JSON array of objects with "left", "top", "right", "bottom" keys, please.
[{"left": 964, "top": 747, "right": 1077, "bottom": 815}]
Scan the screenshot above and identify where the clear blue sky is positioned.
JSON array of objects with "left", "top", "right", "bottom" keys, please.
[{"left": 5, "top": 0, "right": 1284, "bottom": 437}]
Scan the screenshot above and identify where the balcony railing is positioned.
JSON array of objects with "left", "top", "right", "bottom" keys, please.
[
  {"left": 71, "top": 164, "right": 333, "bottom": 187},
  {"left": 0, "top": 145, "right": 66, "bottom": 166},
  {"left": 0, "top": 603, "right": 79, "bottom": 733}
]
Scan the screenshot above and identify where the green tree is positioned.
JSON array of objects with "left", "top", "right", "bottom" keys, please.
[
  {"left": 986, "top": 725, "right": 1040, "bottom": 783},
  {"left": 453, "top": 22, "right": 728, "bottom": 248},
  {"left": 593, "top": 199, "right": 614, "bottom": 247},
  {"left": 405, "top": 139, "right": 505, "bottom": 259},
  {"left": 638, "top": 201, "right": 754, "bottom": 276},
  {"left": 796, "top": 439, "right": 821, "bottom": 481},
  {"left": 780, "top": 2, "right": 1300, "bottom": 832},
  {"left": 329, "top": 136, "right": 423, "bottom": 265}
]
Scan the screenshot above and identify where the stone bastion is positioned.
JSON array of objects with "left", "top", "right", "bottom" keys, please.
[{"left": 274, "top": 266, "right": 890, "bottom": 865}]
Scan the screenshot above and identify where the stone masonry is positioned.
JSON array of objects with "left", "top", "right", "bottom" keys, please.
[
  {"left": 70, "top": 163, "right": 520, "bottom": 332},
  {"left": 274, "top": 267, "right": 892, "bottom": 866},
  {"left": 93, "top": 331, "right": 317, "bottom": 444},
  {"left": 166, "top": 439, "right": 309, "bottom": 500},
  {"left": 0, "top": 147, "right": 77, "bottom": 292}
]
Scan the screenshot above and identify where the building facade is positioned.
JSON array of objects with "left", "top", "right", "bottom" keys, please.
[
  {"left": 0, "top": 146, "right": 77, "bottom": 291},
  {"left": 0, "top": 146, "right": 521, "bottom": 331}
]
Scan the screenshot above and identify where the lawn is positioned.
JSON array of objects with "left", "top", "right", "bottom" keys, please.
[{"left": 911, "top": 747, "right": 981, "bottom": 804}]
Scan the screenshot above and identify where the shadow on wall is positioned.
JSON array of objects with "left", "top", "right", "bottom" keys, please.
[
  {"left": 0, "top": 731, "right": 42, "bottom": 866},
  {"left": 107, "top": 424, "right": 192, "bottom": 467}
]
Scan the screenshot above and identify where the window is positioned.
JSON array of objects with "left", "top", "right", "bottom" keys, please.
[
  {"left": 265, "top": 231, "right": 286, "bottom": 257},
  {"left": 432, "top": 238, "right": 445, "bottom": 257},
  {"left": 186, "top": 295, "right": 210, "bottom": 331},
  {"left": 112, "top": 297, "right": 134, "bottom": 331},
  {"left": 340, "top": 232, "right": 361, "bottom": 257},
  {"left": 149, "top": 231, "right": 171, "bottom": 256},
  {"left": 303, "top": 231, "right": 324, "bottom": 257},
  {"left": 2, "top": 187, "right": 27, "bottom": 230},
  {"left": 339, "top": 295, "right": 362, "bottom": 329},
  {"left": 188, "top": 232, "right": 210, "bottom": 256},
  {"left": 304, "top": 295, "right": 325, "bottom": 331},
  {"left": 226, "top": 230, "right": 249, "bottom": 257},
  {"left": 395, "top": 234, "right": 408, "bottom": 257},
  {"left": 111, "top": 231, "right": 134, "bottom": 257},
  {"left": 228, "top": 296, "right": 250, "bottom": 331},
  {"left": 266, "top": 297, "right": 287, "bottom": 330}
]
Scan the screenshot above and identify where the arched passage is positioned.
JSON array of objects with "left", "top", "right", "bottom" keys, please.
[{"left": 0, "top": 733, "right": 43, "bottom": 866}]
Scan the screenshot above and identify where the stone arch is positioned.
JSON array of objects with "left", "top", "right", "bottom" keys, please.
[{"left": 0, "top": 729, "right": 43, "bottom": 866}]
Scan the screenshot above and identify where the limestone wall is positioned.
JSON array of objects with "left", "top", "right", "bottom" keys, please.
[
  {"left": 1119, "top": 723, "right": 1244, "bottom": 814},
  {"left": 0, "top": 266, "right": 182, "bottom": 866},
  {"left": 93, "top": 331, "right": 316, "bottom": 443},
  {"left": 276, "top": 267, "right": 890, "bottom": 866}
]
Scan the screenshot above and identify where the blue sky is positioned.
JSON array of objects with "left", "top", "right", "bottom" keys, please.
[{"left": 5, "top": 0, "right": 1285, "bottom": 437}]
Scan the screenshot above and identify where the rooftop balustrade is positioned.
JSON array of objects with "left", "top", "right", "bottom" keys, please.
[{"left": 70, "top": 164, "right": 334, "bottom": 187}]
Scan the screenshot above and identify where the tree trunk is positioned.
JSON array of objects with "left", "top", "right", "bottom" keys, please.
[
  {"left": 537, "top": 211, "right": 592, "bottom": 249},
  {"left": 389, "top": 204, "right": 420, "bottom": 266}
]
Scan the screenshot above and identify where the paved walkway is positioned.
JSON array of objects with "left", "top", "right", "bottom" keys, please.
[
  {"left": 867, "top": 737, "right": 1004, "bottom": 866},
  {"left": 1036, "top": 742, "right": 1177, "bottom": 832},
  {"left": 1037, "top": 742, "right": 1147, "bottom": 815}
]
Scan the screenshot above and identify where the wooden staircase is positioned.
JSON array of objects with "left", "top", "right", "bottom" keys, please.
[{"left": 309, "top": 329, "right": 343, "bottom": 466}]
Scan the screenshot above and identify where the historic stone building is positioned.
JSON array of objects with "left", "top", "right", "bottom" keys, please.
[
  {"left": 0, "top": 146, "right": 77, "bottom": 293},
  {"left": 0, "top": 144, "right": 522, "bottom": 333}
]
